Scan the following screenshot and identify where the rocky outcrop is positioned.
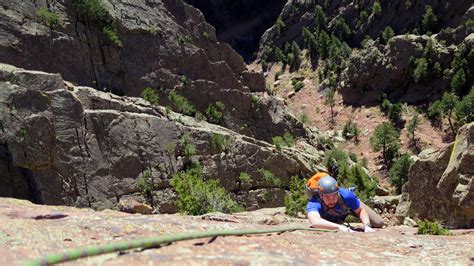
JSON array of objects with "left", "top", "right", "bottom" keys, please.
[
  {"left": 397, "top": 122, "right": 474, "bottom": 228},
  {"left": 0, "top": 64, "right": 324, "bottom": 212},
  {"left": 259, "top": 0, "right": 473, "bottom": 57},
  {"left": 0, "top": 0, "right": 306, "bottom": 143},
  {"left": 2, "top": 198, "right": 474, "bottom": 265}
]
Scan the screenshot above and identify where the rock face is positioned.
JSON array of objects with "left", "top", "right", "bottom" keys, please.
[
  {"left": 184, "top": 0, "right": 287, "bottom": 61},
  {"left": 339, "top": 32, "right": 473, "bottom": 106},
  {"left": 0, "top": 0, "right": 305, "bottom": 143},
  {"left": 2, "top": 198, "right": 474, "bottom": 265},
  {"left": 259, "top": 0, "right": 473, "bottom": 56},
  {"left": 397, "top": 122, "right": 474, "bottom": 228},
  {"left": 0, "top": 64, "right": 324, "bottom": 212},
  {"left": 257, "top": 0, "right": 473, "bottom": 105}
]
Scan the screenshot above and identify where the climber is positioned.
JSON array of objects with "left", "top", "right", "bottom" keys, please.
[{"left": 306, "top": 174, "right": 385, "bottom": 232}]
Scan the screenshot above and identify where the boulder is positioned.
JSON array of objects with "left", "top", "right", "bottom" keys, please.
[{"left": 397, "top": 122, "right": 474, "bottom": 228}]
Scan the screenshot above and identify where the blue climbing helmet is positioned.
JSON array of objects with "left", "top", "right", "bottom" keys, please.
[{"left": 317, "top": 175, "right": 339, "bottom": 195}]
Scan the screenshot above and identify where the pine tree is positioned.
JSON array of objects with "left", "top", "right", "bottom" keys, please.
[
  {"left": 324, "top": 89, "right": 336, "bottom": 126},
  {"left": 441, "top": 92, "right": 459, "bottom": 136},
  {"left": 422, "top": 5, "right": 437, "bottom": 34},
  {"left": 370, "top": 122, "right": 400, "bottom": 166},
  {"left": 381, "top": 26, "right": 395, "bottom": 44},
  {"left": 389, "top": 154, "right": 413, "bottom": 194},
  {"left": 406, "top": 113, "right": 420, "bottom": 149}
]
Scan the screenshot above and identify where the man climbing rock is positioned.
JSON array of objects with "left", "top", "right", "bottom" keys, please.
[{"left": 306, "top": 174, "right": 385, "bottom": 232}]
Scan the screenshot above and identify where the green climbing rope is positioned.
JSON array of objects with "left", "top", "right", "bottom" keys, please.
[{"left": 25, "top": 225, "right": 335, "bottom": 265}]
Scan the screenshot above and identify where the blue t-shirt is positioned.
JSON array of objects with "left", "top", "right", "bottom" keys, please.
[{"left": 306, "top": 188, "right": 361, "bottom": 223}]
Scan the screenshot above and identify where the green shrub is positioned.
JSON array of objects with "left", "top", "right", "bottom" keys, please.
[
  {"left": 451, "top": 68, "right": 466, "bottom": 95},
  {"left": 348, "top": 152, "right": 358, "bottom": 163},
  {"left": 413, "top": 57, "right": 428, "bottom": 82},
  {"left": 276, "top": 16, "right": 285, "bottom": 34},
  {"left": 345, "top": 164, "right": 376, "bottom": 202},
  {"left": 342, "top": 119, "right": 361, "bottom": 141},
  {"left": 272, "top": 131, "right": 295, "bottom": 150},
  {"left": 406, "top": 113, "right": 420, "bottom": 146},
  {"left": 380, "top": 98, "right": 392, "bottom": 115},
  {"left": 455, "top": 90, "right": 474, "bottom": 125},
  {"left": 258, "top": 168, "right": 283, "bottom": 188},
  {"left": 372, "top": 0, "right": 382, "bottom": 17},
  {"left": 195, "top": 111, "right": 206, "bottom": 122},
  {"left": 74, "top": 0, "right": 122, "bottom": 47},
  {"left": 465, "top": 19, "right": 474, "bottom": 28},
  {"left": 171, "top": 165, "right": 243, "bottom": 215},
  {"left": 180, "top": 133, "right": 197, "bottom": 157},
  {"left": 381, "top": 26, "right": 395, "bottom": 44},
  {"left": 180, "top": 75, "right": 190, "bottom": 86},
  {"left": 141, "top": 87, "right": 158, "bottom": 105},
  {"left": 211, "top": 133, "right": 230, "bottom": 152},
  {"left": 427, "top": 100, "right": 443, "bottom": 122},
  {"left": 238, "top": 172, "right": 252, "bottom": 186},
  {"left": 388, "top": 102, "right": 403, "bottom": 124},
  {"left": 272, "top": 136, "right": 285, "bottom": 151},
  {"left": 389, "top": 154, "right": 413, "bottom": 194},
  {"left": 292, "top": 80, "right": 304, "bottom": 92},
  {"left": 323, "top": 148, "right": 350, "bottom": 179},
  {"left": 417, "top": 220, "right": 451, "bottom": 235},
  {"left": 206, "top": 102, "right": 225, "bottom": 124},
  {"left": 169, "top": 90, "right": 196, "bottom": 116},
  {"left": 314, "top": 5, "right": 327, "bottom": 33},
  {"left": 370, "top": 122, "right": 400, "bottom": 166},
  {"left": 37, "top": 7, "right": 61, "bottom": 28},
  {"left": 300, "top": 112, "right": 309, "bottom": 124},
  {"left": 103, "top": 25, "right": 122, "bottom": 47},
  {"left": 136, "top": 169, "right": 154, "bottom": 195},
  {"left": 74, "top": 0, "right": 108, "bottom": 19},
  {"left": 283, "top": 131, "right": 295, "bottom": 146},
  {"left": 274, "top": 71, "right": 282, "bottom": 81},
  {"left": 284, "top": 176, "right": 307, "bottom": 217},
  {"left": 261, "top": 59, "right": 268, "bottom": 72},
  {"left": 422, "top": 5, "right": 437, "bottom": 34},
  {"left": 136, "top": 169, "right": 155, "bottom": 204}
]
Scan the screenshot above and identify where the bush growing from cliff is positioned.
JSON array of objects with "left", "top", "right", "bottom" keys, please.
[
  {"left": 389, "top": 154, "right": 413, "bottom": 194},
  {"left": 238, "top": 172, "right": 252, "bottom": 187},
  {"left": 211, "top": 133, "right": 230, "bottom": 152},
  {"left": 74, "top": 0, "right": 122, "bottom": 47},
  {"left": 272, "top": 131, "right": 295, "bottom": 151},
  {"left": 284, "top": 175, "right": 307, "bottom": 217},
  {"left": 381, "top": 26, "right": 395, "bottom": 44},
  {"left": 169, "top": 90, "right": 196, "bottom": 116},
  {"left": 422, "top": 5, "right": 437, "bottom": 34},
  {"left": 413, "top": 57, "right": 428, "bottom": 82},
  {"left": 37, "top": 7, "right": 61, "bottom": 28},
  {"left": 372, "top": 0, "right": 382, "bottom": 17},
  {"left": 141, "top": 87, "right": 158, "bottom": 105},
  {"left": 171, "top": 164, "right": 243, "bottom": 215},
  {"left": 179, "top": 133, "right": 197, "bottom": 157},
  {"left": 417, "top": 220, "right": 451, "bottom": 235},
  {"left": 206, "top": 102, "right": 225, "bottom": 124},
  {"left": 258, "top": 168, "right": 283, "bottom": 188},
  {"left": 275, "top": 16, "right": 285, "bottom": 34}
]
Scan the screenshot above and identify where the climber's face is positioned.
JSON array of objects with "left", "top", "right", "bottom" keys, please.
[{"left": 321, "top": 193, "right": 338, "bottom": 208}]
